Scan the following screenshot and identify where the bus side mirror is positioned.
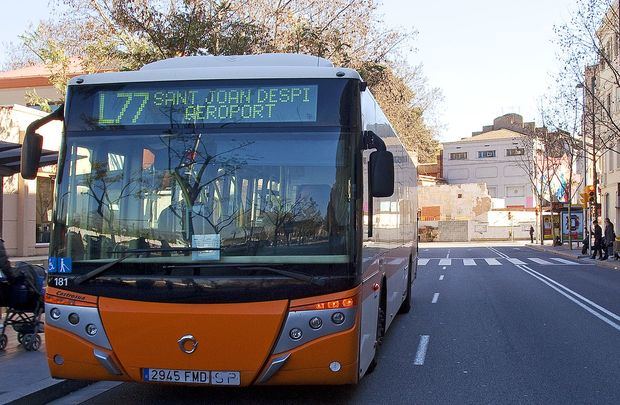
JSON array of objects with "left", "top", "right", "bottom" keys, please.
[
  {"left": 21, "top": 129, "right": 43, "bottom": 180},
  {"left": 369, "top": 150, "right": 394, "bottom": 197}
]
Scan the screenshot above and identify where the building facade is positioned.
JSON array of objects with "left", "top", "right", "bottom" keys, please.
[
  {"left": 0, "top": 62, "right": 87, "bottom": 257},
  {"left": 442, "top": 114, "right": 538, "bottom": 208},
  {"left": 590, "top": 1, "right": 620, "bottom": 230}
]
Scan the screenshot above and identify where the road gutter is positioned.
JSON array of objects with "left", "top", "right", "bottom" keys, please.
[{"left": 0, "top": 378, "right": 91, "bottom": 405}]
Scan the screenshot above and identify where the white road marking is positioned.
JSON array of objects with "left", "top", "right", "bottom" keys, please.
[
  {"left": 550, "top": 257, "right": 579, "bottom": 265},
  {"left": 439, "top": 275, "right": 444, "bottom": 280},
  {"left": 414, "top": 335, "right": 430, "bottom": 365},
  {"left": 463, "top": 259, "right": 476, "bottom": 266},
  {"left": 517, "top": 265, "right": 620, "bottom": 332},
  {"left": 442, "top": 266, "right": 447, "bottom": 270},
  {"left": 439, "top": 259, "right": 451, "bottom": 266},
  {"left": 446, "top": 251, "right": 450, "bottom": 258},
  {"left": 418, "top": 258, "right": 430, "bottom": 266},
  {"left": 432, "top": 293, "right": 440, "bottom": 303},
  {"left": 528, "top": 257, "right": 553, "bottom": 265},
  {"left": 507, "top": 258, "right": 526, "bottom": 265},
  {"left": 485, "top": 258, "right": 501, "bottom": 266}
]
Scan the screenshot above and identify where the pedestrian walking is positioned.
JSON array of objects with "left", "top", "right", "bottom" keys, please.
[
  {"left": 603, "top": 218, "right": 615, "bottom": 260},
  {"left": 591, "top": 220, "right": 604, "bottom": 260},
  {"left": 529, "top": 225, "right": 535, "bottom": 243}
]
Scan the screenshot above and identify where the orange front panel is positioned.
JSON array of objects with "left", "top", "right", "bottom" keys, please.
[
  {"left": 264, "top": 320, "right": 360, "bottom": 385},
  {"left": 46, "top": 325, "right": 128, "bottom": 382},
  {"left": 98, "top": 298, "right": 289, "bottom": 385}
]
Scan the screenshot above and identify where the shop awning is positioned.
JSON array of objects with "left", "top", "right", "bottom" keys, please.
[{"left": 0, "top": 140, "right": 58, "bottom": 176}]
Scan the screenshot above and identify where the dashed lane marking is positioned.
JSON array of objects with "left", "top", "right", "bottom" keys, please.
[
  {"left": 432, "top": 293, "right": 440, "bottom": 303},
  {"left": 439, "top": 275, "right": 444, "bottom": 280},
  {"left": 439, "top": 259, "right": 451, "bottom": 266},
  {"left": 414, "top": 335, "right": 430, "bottom": 365}
]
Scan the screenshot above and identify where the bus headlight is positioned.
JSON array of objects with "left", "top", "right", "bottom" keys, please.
[
  {"left": 331, "top": 312, "right": 345, "bottom": 325},
  {"left": 50, "top": 308, "right": 61, "bottom": 320},
  {"left": 85, "top": 324, "right": 98, "bottom": 336},
  {"left": 309, "top": 317, "right": 323, "bottom": 329},
  {"left": 289, "top": 328, "right": 303, "bottom": 340}
]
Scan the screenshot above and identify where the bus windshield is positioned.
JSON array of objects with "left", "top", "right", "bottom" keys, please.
[
  {"left": 52, "top": 128, "right": 353, "bottom": 267},
  {"left": 54, "top": 130, "right": 351, "bottom": 262}
]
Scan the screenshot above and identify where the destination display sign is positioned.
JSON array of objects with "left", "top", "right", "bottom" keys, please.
[{"left": 93, "top": 84, "right": 319, "bottom": 126}]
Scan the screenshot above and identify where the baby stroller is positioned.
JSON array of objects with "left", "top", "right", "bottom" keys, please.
[{"left": 0, "top": 262, "right": 46, "bottom": 351}]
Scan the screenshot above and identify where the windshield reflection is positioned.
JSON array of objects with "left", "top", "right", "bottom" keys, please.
[{"left": 53, "top": 130, "right": 352, "bottom": 263}]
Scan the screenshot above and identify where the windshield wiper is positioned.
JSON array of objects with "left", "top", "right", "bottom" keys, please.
[
  {"left": 73, "top": 247, "right": 221, "bottom": 285},
  {"left": 162, "top": 264, "right": 328, "bottom": 287},
  {"left": 238, "top": 266, "right": 328, "bottom": 286}
]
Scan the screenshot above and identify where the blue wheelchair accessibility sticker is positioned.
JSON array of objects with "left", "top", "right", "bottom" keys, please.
[
  {"left": 48, "top": 257, "right": 58, "bottom": 273},
  {"left": 59, "top": 257, "right": 72, "bottom": 273}
]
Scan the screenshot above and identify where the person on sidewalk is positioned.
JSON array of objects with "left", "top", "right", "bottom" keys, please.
[
  {"left": 0, "top": 238, "right": 10, "bottom": 321},
  {"left": 603, "top": 218, "right": 615, "bottom": 260},
  {"left": 529, "top": 225, "right": 535, "bottom": 243},
  {"left": 591, "top": 220, "right": 604, "bottom": 260}
]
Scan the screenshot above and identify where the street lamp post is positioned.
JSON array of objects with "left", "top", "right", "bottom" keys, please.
[{"left": 577, "top": 76, "right": 595, "bottom": 256}]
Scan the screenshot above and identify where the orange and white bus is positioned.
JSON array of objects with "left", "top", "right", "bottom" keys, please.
[{"left": 22, "top": 54, "right": 418, "bottom": 386}]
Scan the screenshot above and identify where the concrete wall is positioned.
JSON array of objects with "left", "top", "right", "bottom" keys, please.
[{"left": 418, "top": 183, "right": 492, "bottom": 220}]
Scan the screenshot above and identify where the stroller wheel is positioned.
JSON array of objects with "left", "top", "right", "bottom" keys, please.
[
  {"left": 17, "top": 333, "right": 24, "bottom": 345},
  {"left": 30, "top": 334, "right": 41, "bottom": 351},
  {"left": 23, "top": 334, "right": 34, "bottom": 351},
  {"left": 0, "top": 334, "right": 7, "bottom": 350}
]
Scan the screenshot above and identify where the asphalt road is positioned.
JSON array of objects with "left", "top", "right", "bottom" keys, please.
[{"left": 61, "top": 245, "right": 620, "bottom": 404}]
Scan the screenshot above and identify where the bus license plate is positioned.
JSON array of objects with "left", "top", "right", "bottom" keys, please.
[{"left": 143, "top": 369, "right": 240, "bottom": 385}]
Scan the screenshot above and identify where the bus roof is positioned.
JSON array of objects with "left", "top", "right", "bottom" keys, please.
[{"left": 68, "top": 54, "right": 362, "bottom": 86}]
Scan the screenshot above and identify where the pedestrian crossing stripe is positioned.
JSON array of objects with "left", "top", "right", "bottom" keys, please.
[
  {"left": 416, "top": 257, "right": 582, "bottom": 267},
  {"left": 484, "top": 258, "right": 501, "bottom": 266},
  {"left": 507, "top": 258, "right": 526, "bottom": 265},
  {"left": 550, "top": 258, "right": 578, "bottom": 265},
  {"left": 528, "top": 258, "right": 553, "bottom": 265}
]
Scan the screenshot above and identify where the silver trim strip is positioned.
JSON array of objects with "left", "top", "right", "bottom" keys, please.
[
  {"left": 45, "top": 303, "right": 112, "bottom": 350},
  {"left": 93, "top": 349, "right": 122, "bottom": 375},
  {"left": 273, "top": 307, "right": 356, "bottom": 353},
  {"left": 256, "top": 353, "right": 291, "bottom": 384}
]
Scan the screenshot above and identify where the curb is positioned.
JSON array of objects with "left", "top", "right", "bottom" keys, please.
[
  {"left": 525, "top": 245, "right": 620, "bottom": 271},
  {"left": 2, "top": 378, "right": 91, "bottom": 405}
]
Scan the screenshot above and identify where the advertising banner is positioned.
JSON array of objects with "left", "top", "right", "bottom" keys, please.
[{"left": 561, "top": 211, "right": 584, "bottom": 241}]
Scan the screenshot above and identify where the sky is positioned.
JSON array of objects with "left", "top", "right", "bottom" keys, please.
[
  {"left": 381, "top": 0, "right": 577, "bottom": 141},
  {"left": 1, "top": 0, "right": 578, "bottom": 142}
]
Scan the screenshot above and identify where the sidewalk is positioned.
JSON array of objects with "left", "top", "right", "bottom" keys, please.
[
  {"left": 0, "top": 318, "right": 89, "bottom": 404},
  {"left": 525, "top": 243, "right": 620, "bottom": 271}
]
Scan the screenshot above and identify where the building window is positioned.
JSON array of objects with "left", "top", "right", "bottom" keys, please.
[
  {"left": 487, "top": 186, "right": 497, "bottom": 198},
  {"left": 605, "top": 193, "right": 610, "bottom": 219},
  {"left": 36, "top": 176, "right": 54, "bottom": 244},
  {"left": 450, "top": 152, "right": 467, "bottom": 160},
  {"left": 607, "top": 93, "right": 612, "bottom": 114},
  {"left": 506, "top": 185, "right": 525, "bottom": 197},
  {"left": 506, "top": 148, "right": 524, "bottom": 156},
  {"left": 457, "top": 193, "right": 463, "bottom": 199},
  {"left": 478, "top": 150, "right": 496, "bottom": 158}
]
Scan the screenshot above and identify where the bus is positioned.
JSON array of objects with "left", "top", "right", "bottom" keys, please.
[{"left": 21, "top": 54, "right": 418, "bottom": 386}]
